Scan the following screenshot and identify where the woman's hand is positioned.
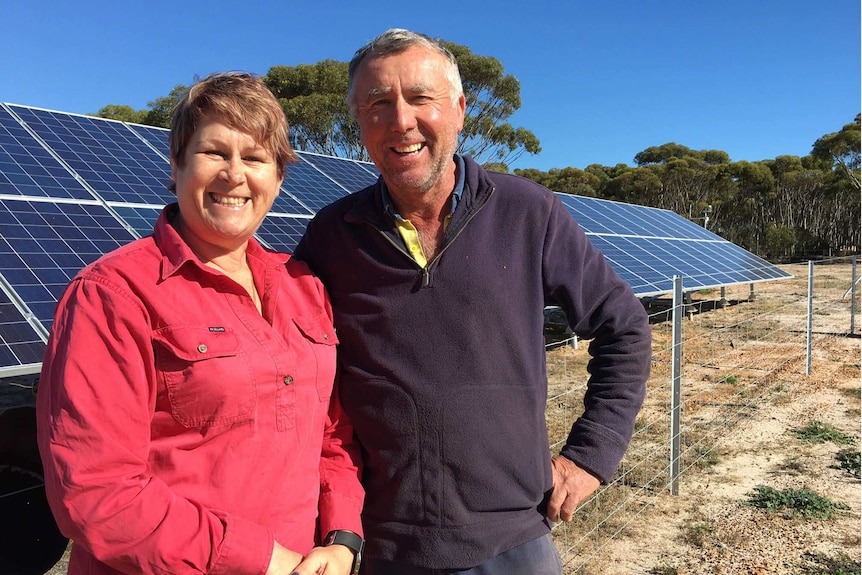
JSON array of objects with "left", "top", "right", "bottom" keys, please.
[
  {"left": 291, "top": 544, "right": 354, "bottom": 575},
  {"left": 265, "top": 542, "right": 303, "bottom": 575}
]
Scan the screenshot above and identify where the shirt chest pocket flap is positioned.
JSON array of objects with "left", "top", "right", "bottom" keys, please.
[
  {"left": 153, "top": 326, "right": 254, "bottom": 428},
  {"left": 291, "top": 313, "right": 338, "bottom": 402}
]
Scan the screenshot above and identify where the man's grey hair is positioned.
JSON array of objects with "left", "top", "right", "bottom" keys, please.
[{"left": 345, "top": 28, "right": 464, "bottom": 117}]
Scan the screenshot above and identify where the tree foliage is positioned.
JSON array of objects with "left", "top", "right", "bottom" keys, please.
[
  {"left": 264, "top": 60, "right": 361, "bottom": 159},
  {"left": 93, "top": 104, "right": 147, "bottom": 124},
  {"left": 514, "top": 118, "right": 860, "bottom": 261},
  {"left": 142, "top": 85, "right": 189, "bottom": 128},
  {"left": 93, "top": 84, "right": 188, "bottom": 129},
  {"left": 811, "top": 114, "right": 861, "bottom": 191},
  {"left": 441, "top": 41, "right": 540, "bottom": 166}
]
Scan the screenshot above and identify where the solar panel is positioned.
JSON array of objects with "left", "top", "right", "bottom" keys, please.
[
  {"left": 256, "top": 214, "right": 313, "bottom": 253},
  {"left": 109, "top": 204, "right": 163, "bottom": 238},
  {"left": 0, "top": 103, "right": 793, "bottom": 370},
  {"left": 282, "top": 157, "right": 352, "bottom": 212},
  {"left": 0, "top": 287, "right": 46, "bottom": 371},
  {"left": 7, "top": 105, "right": 175, "bottom": 206},
  {"left": 0, "top": 106, "right": 98, "bottom": 201},
  {"left": 127, "top": 123, "right": 170, "bottom": 156},
  {"left": 299, "top": 151, "right": 379, "bottom": 192},
  {"left": 0, "top": 198, "right": 138, "bottom": 333},
  {"left": 557, "top": 193, "right": 792, "bottom": 297}
]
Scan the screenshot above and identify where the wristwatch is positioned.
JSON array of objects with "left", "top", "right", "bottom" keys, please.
[{"left": 323, "top": 529, "right": 364, "bottom": 575}]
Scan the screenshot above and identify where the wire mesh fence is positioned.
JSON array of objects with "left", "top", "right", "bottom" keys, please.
[{"left": 547, "top": 257, "right": 860, "bottom": 573}]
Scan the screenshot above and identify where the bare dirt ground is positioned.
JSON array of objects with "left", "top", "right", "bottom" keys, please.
[{"left": 550, "top": 262, "right": 861, "bottom": 574}]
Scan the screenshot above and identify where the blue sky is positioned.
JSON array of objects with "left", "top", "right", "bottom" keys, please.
[{"left": 1, "top": 1, "right": 858, "bottom": 172}]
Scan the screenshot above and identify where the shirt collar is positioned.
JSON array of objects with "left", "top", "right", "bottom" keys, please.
[
  {"left": 154, "top": 203, "right": 287, "bottom": 280},
  {"left": 381, "top": 154, "right": 465, "bottom": 219}
]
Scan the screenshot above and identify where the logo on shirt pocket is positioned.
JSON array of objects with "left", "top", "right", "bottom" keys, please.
[{"left": 153, "top": 326, "right": 255, "bottom": 428}]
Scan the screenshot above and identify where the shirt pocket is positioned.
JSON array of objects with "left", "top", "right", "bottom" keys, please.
[
  {"left": 153, "top": 326, "right": 255, "bottom": 428},
  {"left": 291, "top": 313, "right": 338, "bottom": 402}
]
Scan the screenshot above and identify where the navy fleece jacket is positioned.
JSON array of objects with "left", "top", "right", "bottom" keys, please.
[{"left": 294, "top": 155, "right": 651, "bottom": 569}]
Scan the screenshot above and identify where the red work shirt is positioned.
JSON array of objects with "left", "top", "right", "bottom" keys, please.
[{"left": 37, "top": 205, "right": 363, "bottom": 575}]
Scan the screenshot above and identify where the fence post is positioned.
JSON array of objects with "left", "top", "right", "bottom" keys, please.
[
  {"left": 851, "top": 256, "right": 857, "bottom": 336},
  {"left": 670, "top": 275, "right": 683, "bottom": 495},
  {"left": 806, "top": 261, "right": 814, "bottom": 375}
]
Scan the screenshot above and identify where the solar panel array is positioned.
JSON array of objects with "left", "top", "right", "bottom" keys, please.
[
  {"left": 555, "top": 194, "right": 791, "bottom": 296},
  {"left": 0, "top": 103, "right": 789, "bottom": 374}
]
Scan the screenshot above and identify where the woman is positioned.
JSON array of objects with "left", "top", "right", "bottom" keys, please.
[{"left": 36, "top": 72, "right": 364, "bottom": 575}]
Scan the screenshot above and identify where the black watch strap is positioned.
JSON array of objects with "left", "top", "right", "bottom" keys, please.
[{"left": 323, "top": 530, "right": 364, "bottom": 574}]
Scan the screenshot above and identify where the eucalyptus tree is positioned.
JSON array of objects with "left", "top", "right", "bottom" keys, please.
[
  {"left": 264, "top": 60, "right": 360, "bottom": 159},
  {"left": 811, "top": 115, "right": 861, "bottom": 191},
  {"left": 95, "top": 85, "right": 188, "bottom": 129},
  {"left": 514, "top": 166, "right": 601, "bottom": 197},
  {"left": 92, "top": 104, "right": 147, "bottom": 124},
  {"left": 632, "top": 142, "right": 732, "bottom": 218},
  {"left": 141, "top": 85, "right": 188, "bottom": 128},
  {"left": 442, "top": 41, "right": 540, "bottom": 167}
]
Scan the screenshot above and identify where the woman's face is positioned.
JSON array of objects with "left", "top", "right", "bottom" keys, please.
[{"left": 170, "top": 115, "right": 281, "bottom": 255}]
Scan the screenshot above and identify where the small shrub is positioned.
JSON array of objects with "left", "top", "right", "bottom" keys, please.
[
  {"left": 833, "top": 449, "right": 861, "bottom": 479},
  {"left": 797, "top": 551, "right": 861, "bottom": 574},
  {"left": 790, "top": 421, "right": 855, "bottom": 446},
  {"left": 692, "top": 446, "right": 719, "bottom": 468},
  {"left": 745, "top": 485, "right": 848, "bottom": 519},
  {"left": 680, "top": 521, "right": 714, "bottom": 548},
  {"left": 775, "top": 457, "right": 806, "bottom": 475}
]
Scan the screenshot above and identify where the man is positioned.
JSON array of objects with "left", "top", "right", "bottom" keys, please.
[{"left": 295, "top": 29, "right": 652, "bottom": 574}]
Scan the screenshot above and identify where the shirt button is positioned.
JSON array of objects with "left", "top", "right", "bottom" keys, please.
[
  {"left": 197, "top": 344, "right": 208, "bottom": 353},
  {"left": 323, "top": 334, "right": 329, "bottom": 340},
  {"left": 283, "top": 376, "right": 294, "bottom": 385}
]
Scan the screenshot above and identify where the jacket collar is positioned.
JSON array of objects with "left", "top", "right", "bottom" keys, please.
[{"left": 344, "top": 155, "right": 495, "bottom": 228}]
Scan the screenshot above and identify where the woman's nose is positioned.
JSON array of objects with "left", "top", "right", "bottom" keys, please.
[{"left": 220, "top": 158, "right": 246, "bottom": 184}]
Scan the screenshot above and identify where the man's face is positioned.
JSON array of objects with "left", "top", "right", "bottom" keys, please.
[{"left": 352, "top": 45, "right": 466, "bottom": 200}]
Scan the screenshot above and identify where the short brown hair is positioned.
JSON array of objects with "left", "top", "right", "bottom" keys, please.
[{"left": 169, "top": 71, "right": 297, "bottom": 186}]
